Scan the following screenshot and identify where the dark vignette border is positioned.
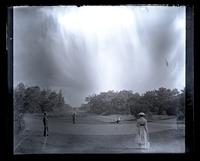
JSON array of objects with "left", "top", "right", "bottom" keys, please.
[{"left": 1, "top": 0, "right": 197, "bottom": 161}]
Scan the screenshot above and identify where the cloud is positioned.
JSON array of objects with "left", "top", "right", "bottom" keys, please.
[{"left": 13, "top": 6, "right": 185, "bottom": 106}]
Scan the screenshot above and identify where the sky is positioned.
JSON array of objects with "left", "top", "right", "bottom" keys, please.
[{"left": 13, "top": 6, "right": 186, "bottom": 107}]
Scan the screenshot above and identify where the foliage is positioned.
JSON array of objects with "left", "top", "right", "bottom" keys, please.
[
  {"left": 14, "top": 83, "right": 26, "bottom": 134},
  {"left": 83, "top": 87, "right": 185, "bottom": 117},
  {"left": 14, "top": 83, "right": 69, "bottom": 133},
  {"left": 14, "top": 83, "right": 67, "bottom": 114}
]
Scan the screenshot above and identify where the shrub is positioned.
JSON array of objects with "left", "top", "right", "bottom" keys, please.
[{"left": 14, "top": 111, "right": 25, "bottom": 134}]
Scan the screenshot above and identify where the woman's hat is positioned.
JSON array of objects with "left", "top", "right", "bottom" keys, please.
[{"left": 138, "top": 112, "right": 145, "bottom": 116}]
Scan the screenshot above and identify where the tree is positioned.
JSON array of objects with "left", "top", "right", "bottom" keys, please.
[
  {"left": 14, "top": 83, "right": 67, "bottom": 114},
  {"left": 14, "top": 83, "right": 26, "bottom": 113},
  {"left": 39, "top": 90, "right": 51, "bottom": 112},
  {"left": 14, "top": 83, "right": 26, "bottom": 134},
  {"left": 177, "top": 88, "right": 185, "bottom": 120},
  {"left": 84, "top": 87, "right": 184, "bottom": 116},
  {"left": 165, "top": 96, "right": 179, "bottom": 115},
  {"left": 143, "top": 90, "right": 159, "bottom": 113},
  {"left": 23, "top": 86, "right": 41, "bottom": 113},
  {"left": 130, "top": 98, "right": 150, "bottom": 117},
  {"left": 127, "top": 93, "right": 140, "bottom": 115},
  {"left": 48, "top": 91, "right": 58, "bottom": 110},
  {"left": 57, "top": 90, "right": 65, "bottom": 111}
]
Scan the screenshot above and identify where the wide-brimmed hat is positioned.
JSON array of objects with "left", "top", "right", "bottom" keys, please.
[{"left": 138, "top": 112, "right": 145, "bottom": 116}]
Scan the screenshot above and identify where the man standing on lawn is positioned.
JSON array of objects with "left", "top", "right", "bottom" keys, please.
[
  {"left": 72, "top": 112, "right": 76, "bottom": 124},
  {"left": 43, "top": 112, "right": 48, "bottom": 136}
]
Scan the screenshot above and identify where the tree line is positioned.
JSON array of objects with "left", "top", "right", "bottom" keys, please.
[
  {"left": 81, "top": 87, "right": 185, "bottom": 118},
  {"left": 14, "top": 83, "right": 66, "bottom": 113},
  {"left": 14, "top": 83, "right": 67, "bottom": 134}
]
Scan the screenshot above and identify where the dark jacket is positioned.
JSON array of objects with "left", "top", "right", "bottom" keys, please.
[{"left": 43, "top": 116, "right": 48, "bottom": 127}]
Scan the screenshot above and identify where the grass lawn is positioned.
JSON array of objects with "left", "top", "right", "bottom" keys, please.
[{"left": 14, "top": 112, "right": 185, "bottom": 154}]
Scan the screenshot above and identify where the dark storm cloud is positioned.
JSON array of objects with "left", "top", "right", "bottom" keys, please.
[{"left": 14, "top": 6, "right": 185, "bottom": 106}]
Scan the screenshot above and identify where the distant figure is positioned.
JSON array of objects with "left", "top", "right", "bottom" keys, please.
[
  {"left": 72, "top": 112, "right": 76, "bottom": 124},
  {"left": 177, "top": 110, "right": 184, "bottom": 121},
  {"left": 176, "top": 110, "right": 184, "bottom": 131},
  {"left": 43, "top": 112, "right": 48, "bottom": 137},
  {"left": 165, "top": 58, "right": 169, "bottom": 67},
  {"left": 116, "top": 116, "right": 121, "bottom": 124},
  {"left": 135, "top": 112, "right": 150, "bottom": 149}
]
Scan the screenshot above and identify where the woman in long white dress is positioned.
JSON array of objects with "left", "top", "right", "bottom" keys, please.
[{"left": 136, "top": 112, "right": 150, "bottom": 149}]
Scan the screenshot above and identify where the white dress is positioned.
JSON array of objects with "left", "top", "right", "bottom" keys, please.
[{"left": 135, "top": 117, "right": 150, "bottom": 149}]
